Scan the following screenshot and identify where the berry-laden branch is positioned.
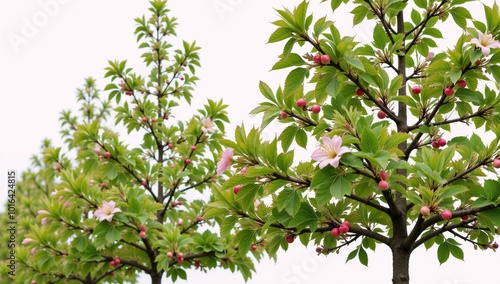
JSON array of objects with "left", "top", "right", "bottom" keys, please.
[{"left": 364, "top": 0, "right": 396, "bottom": 43}]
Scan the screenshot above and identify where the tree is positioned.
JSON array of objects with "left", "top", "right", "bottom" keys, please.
[
  {"left": 207, "top": 1, "right": 500, "bottom": 283},
  {"left": 9, "top": 1, "right": 256, "bottom": 283}
]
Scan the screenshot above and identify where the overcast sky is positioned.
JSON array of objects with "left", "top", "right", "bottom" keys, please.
[{"left": 0, "top": 0, "right": 498, "bottom": 283}]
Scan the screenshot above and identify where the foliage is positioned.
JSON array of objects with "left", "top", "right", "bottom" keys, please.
[{"left": 209, "top": 1, "right": 500, "bottom": 283}]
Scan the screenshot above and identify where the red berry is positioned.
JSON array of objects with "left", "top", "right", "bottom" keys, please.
[
  {"left": 177, "top": 252, "right": 184, "bottom": 258},
  {"left": 441, "top": 210, "right": 452, "bottom": 220},
  {"left": 437, "top": 138, "right": 446, "bottom": 147},
  {"left": 197, "top": 216, "right": 203, "bottom": 222},
  {"left": 431, "top": 141, "right": 440, "bottom": 148},
  {"left": 140, "top": 225, "right": 146, "bottom": 232},
  {"left": 297, "top": 98, "right": 307, "bottom": 108},
  {"left": 101, "top": 183, "right": 107, "bottom": 189},
  {"left": 286, "top": 235, "right": 295, "bottom": 243},
  {"left": 185, "top": 159, "right": 191, "bottom": 165},
  {"left": 177, "top": 256, "right": 184, "bottom": 263},
  {"left": 177, "top": 201, "right": 183, "bottom": 206},
  {"left": 315, "top": 247, "right": 322, "bottom": 253},
  {"left": 461, "top": 215, "right": 469, "bottom": 221},
  {"left": 493, "top": 158, "right": 500, "bottom": 168},
  {"left": 331, "top": 228, "right": 340, "bottom": 237},
  {"left": 139, "top": 231, "right": 147, "bottom": 238},
  {"left": 126, "top": 91, "right": 133, "bottom": 96},
  {"left": 141, "top": 117, "right": 148, "bottom": 123},
  {"left": 31, "top": 281, "right": 37, "bottom": 284},
  {"left": 320, "top": 54, "right": 330, "bottom": 64},
  {"left": 420, "top": 206, "right": 431, "bottom": 216},
  {"left": 195, "top": 261, "right": 201, "bottom": 268},
  {"left": 444, "top": 87, "right": 454, "bottom": 96},
  {"left": 166, "top": 252, "right": 173, "bottom": 258},
  {"left": 110, "top": 260, "right": 117, "bottom": 267},
  {"left": 104, "top": 152, "right": 111, "bottom": 158},
  {"left": 114, "top": 257, "right": 121, "bottom": 264},
  {"left": 141, "top": 180, "right": 148, "bottom": 186},
  {"left": 339, "top": 224, "right": 349, "bottom": 234},
  {"left": 168, "top": 143, "right": 173, "bottom": 149},
  {"left": 493, "top": 242, "right": 499, "bottom": 249},
  {"left": 355, "top": 88, "right": 364, "bottom": 96},
  {"left": 342, "top": 221, "right": 350, "bottom": 228},
  {"left": 313, "top": 55, "right": 321, "bottom": 63},
  {"left": 378, "top": 180, "right": 389, "bottom": 190},
  {"left": 411, "top": 85, "right": 421, "bottom": 95},
  {"left": 377, "top": 110, "right": 386, "bottom": 119},
  {"left": 191, "top": 145, "right": 197, "bottom": 151},
  {"left": 61, "top": 254, "right": 67, "bottom": 258},
  {"left": 233, "top": 185, "right": 242, "bottom": 194},
  {"left": 251, "top": 244, "right": 257, "bottom": 251},
  {"left": 279, "top": 111, "right": 289, "bottom": 119},
  {"left": 457, "top": 79, "right": 467, "bottom": 88},
  {"left": 177, "top": 220, "right": 183, "bottom": 226},
  {"left": 311, "top": 104, "right": 321, "bottom": 114},
  {"left": 151, "top": 118, "right": 156, "bottom": 123},
  {"left": 380, "top": 171, "right": 388, "bottom": 180}
]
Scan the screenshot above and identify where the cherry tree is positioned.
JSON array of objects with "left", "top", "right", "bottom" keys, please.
[
  {"left": 11, "top": 1, "right": 256, "bottom": 283},
  {"left": 208, "top": 1, "right": 500, "bottom": 283}
]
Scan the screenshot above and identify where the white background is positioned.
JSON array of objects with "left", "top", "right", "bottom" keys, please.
[{"left": 0, "top": 0, "right": 498, "bottom": 283}]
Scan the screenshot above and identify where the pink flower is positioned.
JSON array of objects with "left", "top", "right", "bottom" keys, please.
[
  {"left": 201, "top": 117, "right": 215, "bottom": 133},
  {"left": 41, "top": 217, "right": 48, "bottom": 226},
  {"left": 50, "top": 190, "right": 58, "bottom": 196},
  {"left": 94, "top": 201, "right": 122, "bottom": 222},
  {"left": 311, "top": 136, "right": 350, "bottom": 169},
  {"left": 471, "top": 30, "right": 500, "bottom": 56},
  {"left": 37, "top": 210, "right": 49, "bottom": 215},
  {"left": 425, "top": 52, "right": 435, "bottom": 61},
  {"left": 64, "top": 201, "right": 71, "bottom": 208},
  {"left": 31, "top": 248, "right": 37, "bottom": 255},
  {"left": 217, "top": 148, "right": 234, "bottom": 175},
  {"left": 22, "top": 238, "right": 34, "bottom": 244},
  {"left": 241, "top": 167, "right": 248, "bottom": 176}
]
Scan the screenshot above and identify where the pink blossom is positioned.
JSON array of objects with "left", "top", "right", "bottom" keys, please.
[
  {"left": 64, "top": 201, "right": 71, "bottom": 208},
  {"left": 94, "top": 201, "right": 122, "bottom": 222},
  {"left": 22, "top": 238, "right": 34, "bottom": 244},
  {"left": 41, "top": 217, "right": 48, "bottom": 226},
  {"left": 201, "top": 117, "right": 215, "bottom": 133},
  {"left": 471, "top": 30, "right": 500, "bottom": 56},
  {"left": 37, "top": 210, "right": 49, "bottom": 215},
  {"left": 216, "top": 148, "right": 234, "bottom": 175},
  {"left": 31, "top": 248, "right": 37, "bottom": 255},
  {"left": 50, "top": 190, "right": 58, "bottom": 196},
  {"left": 311, "top": 136, "right": 350, "bottom": 169},
  {"left": 241, "top": 167, "right": 248, "bottom": 176},
  {"left": 425, "top": 52, "right": 435, "bottom": 61}
]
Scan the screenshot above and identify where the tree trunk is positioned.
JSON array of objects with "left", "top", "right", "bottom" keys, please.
[
  {"left": 151, "top": 273, "right": 162, "bottom": 284},
  {"left": 392, "top": 245, "right": 410, "bottom": 284}
]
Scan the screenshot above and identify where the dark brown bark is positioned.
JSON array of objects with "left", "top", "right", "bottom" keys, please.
[{"left": 391, "top": 243, "right": 410, "bottom": 284}]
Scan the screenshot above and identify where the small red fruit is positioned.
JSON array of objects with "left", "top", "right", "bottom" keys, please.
[
  {"left": 411, "top": 85, "right": 421, "bottom": 95},
  {"left": 61, "top": 254, "right": 67, "bottom": 258},
  {"left": 233, "top": 185, "right": 242, "bottom": 194},
  {"left": 177, "top": 220, "right": 183, "bottom": 226},
  {"left": 286, "top": 235, "right": 295, "bottom": 243},
  {"left": 331, "top": 228, "right": 340, "bottom": 237},
  {"left": 31, "top": 281, "right": 36, "bottom": 284},
  {"left": 493, "top": 242, "right": 499, "bottom": 249},
  {"left": 420, "top": 206, "right": 431, "bottom": 216},
  {"left": 377, "top": 110, "right": 386, "bottom": 119},
  {"left": 177, "top": 201, "right": 183, "bottom": 206},
  {"left": 493, "top": 158, "right": 500, "bottom": 168},
  {"left": 441, "top": 209, "right": 452, "bottom": 220},
  {"left": 151, "top": 118, "right": 156, "bottom": 123},
  {"left": 313, "top": 54, "right": 321, "bottom": 63},
  {"left": 104, "top": 152, "right": 111, "bottom": 158},
  {"left": 251, "top": 244, "right": 257, "bottom": 251},
  {"left": 195, "top": 261, "right": 201, "bottom": 268},
  {"left": 444, "top": 87, "right": 454, "bottom": 96},
  {"left": 431, "top": 141, "right": 440, "bottom": 149},
  {"left": 190, "top": 145, "right": 197, "bottom": 151},
  {"left": 355, "top": 88, "right": 364, "bottom": 96},
  {"left": 457, "top": 79, "right": 467, "bottom": 88},
  {"left": 166, "top": 252, "right": 173, "bottom": 258},
  {"left": 437, "top": 138, "right": 446, "bottom": 147},
  {"left": 168, "top": 143, "right": 173, "bottom": 149},
  {"left": 315, "top": 247, "right": 322, "bottom": 253},
  {"left": 139, "top": 231, "right": 147, "bottom": 239},
  {"left": 297, "top": 98, "right": 307, "bottom": 108},
  {"left": 380, "top": 171, "right": 388, "bottom": 180},
  {"left": 177, "top": 256, "right": 184, "bottom": 263},
  {"left": 197, "top": 216, "right": 203, "bottom": 222},
  {"left": 114, "top": 257, "right": 121, "bottom": 265},
  {"left": 311, "top": 104, "right": 321, "bottom": 114},
  {"left": 142, "top": 180, "right": 148, "bottom": 187},
  {"left": 320, "top": 54, "right": 330, "bottom": 64},
  {"left": 101, "top": 182, "right": 107, "bottom": 189},
  {"left": 461, "top": 215, "right": 469, "bottom": 221},
  {"left": 342, "top": 221, "right": 351, "bottom": 228},
  {"left": 339, "top": 224, "right": 349, "bottom": 234},
  {"left": 378, "top": 180, "right": 389, "bottom": 190},
  {"left": 140, "top": 225, "right": 146, "bottom": 232},
  {"left": 279, "top": 111, "right": 289, "bottom": 119},
  {"left": 126, "top": 91, "right": 133, "bottom": 96},
  {"left": 185, "top": 159, "right": 191, "bottom": 165},
  {"left": 141, "top": 117, "right": 148, "bottom": 123},
  {"left": 110, "top": 260, "right": 117, "bottom": 267}
]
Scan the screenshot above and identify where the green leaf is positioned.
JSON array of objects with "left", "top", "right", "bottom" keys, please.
[
  {"left": 437, "top": 242, "right": 450, "bottom": 264},
  {"left": 358, "top": 246, "right": 368, "bottom": 266},
  {"left": 272, "top": 53, "right": 306, "bottom": 70},
  {"left": 268, "top": 27, "right": 294, "bottom": 43},
  {"left": 285, "top": 68, "right": 308, "bottom": 95},
  {"left": 277, "top": 188, "right": 302, "bottom": 216},
  {"left": 287, "top": 202, "right": 319, "bottom": 231},
  {"left": 346, "top": 57, "right": 365, "bottom": 71},
  {"left": 360, "top": 128, "right": 379, "bottom": 153},
  {"left": 311, "top": 167, "right": 352, "bottom": 205}
]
